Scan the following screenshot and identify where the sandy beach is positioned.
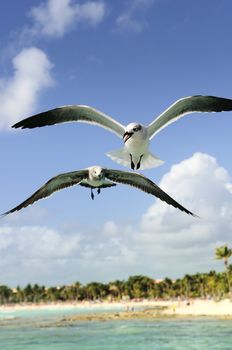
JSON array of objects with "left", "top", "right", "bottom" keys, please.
[
  {"left": 163, "top": 299, "right": 232, "bottom": 316},
  {"left": 1, "top": 299, "right": 232, "bottom": 317}
]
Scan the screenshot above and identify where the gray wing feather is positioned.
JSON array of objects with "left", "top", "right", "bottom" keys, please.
[
  {"left": 148, "top": 95, "right": 232, "bottom": 139},
  {"left": 3, "top": 170, "right": 88, "bottom": 215},
  {"left": 12, "top": 105, "right": 125, "bottom": 138},
  {"left": 104, "top": 169, "right": 196, "bottom": 216}
]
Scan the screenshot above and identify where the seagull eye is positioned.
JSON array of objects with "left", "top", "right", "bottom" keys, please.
[{"left": 133, "top": 125, "right": 141, "bottom": 132}]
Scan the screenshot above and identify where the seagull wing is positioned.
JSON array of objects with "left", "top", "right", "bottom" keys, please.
[
  {"left": 104, "top": 169, "right": 196, "bottom": 216},
  {"left": 3, "top": 170, "right": 88, "bottom": 215},
  {"left": 147, "top": 95, "right": 232, "bottom": 139},
  {"left": 12, "top": 105, "right": 125, "bottom": 138}
]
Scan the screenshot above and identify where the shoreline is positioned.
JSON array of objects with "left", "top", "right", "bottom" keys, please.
[
  {"left": 1, "top": 299, "right": 232, "bottom": 317},
  {"left": 0, "top": 299, "right": 160, "bottom": 312}
]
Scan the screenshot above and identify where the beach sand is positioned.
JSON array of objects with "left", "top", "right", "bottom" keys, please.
[
  {"left": 1, "top": 299, "right": 232, "bottom": 317},
  {"left": 164, "top": 299, "right": 232, "bottom": 316}
]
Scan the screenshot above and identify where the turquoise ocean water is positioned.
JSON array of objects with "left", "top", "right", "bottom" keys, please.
[{"left": 0, "top": 307, "right": 232, "bottom": 350}]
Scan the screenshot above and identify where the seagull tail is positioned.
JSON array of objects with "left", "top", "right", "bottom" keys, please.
[
  {"left": 106, "top": 149, "right": 164, "bottom": 170},
  {"left": 106, "top": 148, "right": 132, "bottom": 168},
  {"left": 139, "top": 151, "right": 165, "bottom": 170}
]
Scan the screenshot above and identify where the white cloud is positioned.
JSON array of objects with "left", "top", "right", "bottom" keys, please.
[
  {"left": 0, "top": 2, "right": 106, "bottom": 129},
  {"left": 135, "top": 153, "right": 232, "bottom": 276},
  {"left": 116, "top": 0, "right": 154, "bottom": 32},
  {"left": 0, "top": 47, "right": 54, "bottom": 130},
  {"left": 2, "top": 152, "right": 232, "bottom": 286},
  {"left": 0, "top": 225, "right": 82, "bottom": 286},
  {"left": 116, "top": 14, "right": 145, "bottom": 33},
  {"left": 0, "top": 226, "right": 81, "bottom": 259},
  {"left": 29, "top": 0, "right": 106, "bottom": 38},
  {"left": 0, "top": 221, "right": 135, "bottom": 286},
  {"left": 102, "top": 221, "right": 118, "bottom": 236}
]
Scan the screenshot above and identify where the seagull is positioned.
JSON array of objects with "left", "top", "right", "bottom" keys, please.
[
  {"left": 2, "top": 166, "right": 196, "bottom": 216},
  {"left": 12, "top": 95, "right": 232, "bottom": 170}
]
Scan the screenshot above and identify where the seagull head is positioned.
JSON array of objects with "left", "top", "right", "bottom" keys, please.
[
  {"left": 89, "top": 166, "right": 104, "bottom": 180},
  {"left": 123, "top": 123, "right": 143, "bottom": 143}
]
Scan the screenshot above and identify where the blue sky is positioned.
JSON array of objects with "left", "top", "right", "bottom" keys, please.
[{"left": 1, "top": 0, "right": 232, "bottom": 286}]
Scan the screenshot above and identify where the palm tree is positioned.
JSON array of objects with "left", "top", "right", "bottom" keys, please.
[
  {"left": 215, "top": 245, "right": 232, "bottom": 267},
  {"left": 215, "top": 244, "right": 232, "bottom": 298},
  {"left": 85, "top": 282, "right": 108, "bottom": 301},
  {"left": 73, "top": 282, "right": 82, "bottom": 301},
  {"left": 193, "top": 273, "right": 207, "bottom": 299},
  {"left": 126, "top": 275, "right": 154, "bottom": 299},
  {"left": 108, "top": 280, "right": 125, "bottom": 301},
  {"left": 0, "top": 285, "right": 12, "bottom": 304},
  {"left": 161, "top": 278, "right": 174, "bottom": 298},
  {"left": 15, "top": 285, "right": 24, "bottom": 303},
  {"left": 24, "top": 284, "right": 34, "bottom": 302},
  {"left": 45, "top": 286, "right": 61, "bottom": 302}
]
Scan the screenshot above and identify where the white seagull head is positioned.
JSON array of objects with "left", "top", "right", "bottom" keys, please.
[
  {"left": 123, "top": 122, "right": 143, "bottom": 143},
  {"left": 88, "top": 165, "right": 104, "bottom": 181}
]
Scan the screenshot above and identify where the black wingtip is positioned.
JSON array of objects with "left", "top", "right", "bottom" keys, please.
[
  {"left": 187, "top": 210, "right": 199, "bottom": 218},
  {"left": 1, "top": 212, "right": 9, "bottom": 218},
  {"left": 1, "top": 207, "right": 20, "bottom": 216},
  {"left": 12, "top": 121, "right": 29, "bottom": 129},
  {"left": 12, "top": 121, "right": 23, "bottom": 129},
  {"left": 179, "top": 204, "right": 199, "bottom": 217}
]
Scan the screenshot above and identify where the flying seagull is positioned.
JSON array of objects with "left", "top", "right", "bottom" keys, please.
[
  {"left": 2, "top": 166, "right": 196, "bottom": 217},
  {"left": 12, "top": 95, "right": 232, "bottom": 170}
]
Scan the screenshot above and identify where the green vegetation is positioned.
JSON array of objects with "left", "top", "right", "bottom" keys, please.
[
  {"left": 215, "top": 244, "right": 232, "bottom": 297},
  {"left": 0, "top": 245, "right": 231, "bottom": 305},
  {"left": 0, "top": 271, "right": 231, "bottom": 305}
]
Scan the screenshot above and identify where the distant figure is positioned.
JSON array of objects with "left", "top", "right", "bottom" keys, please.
[{"left": 172, "top": 304, "right": 177, "bottom": 314}]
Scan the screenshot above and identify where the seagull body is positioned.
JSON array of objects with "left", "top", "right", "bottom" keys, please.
[
  {"left": 120, "top": 123, "right": 152, "bottom": 170},
  {"left": 12, "top": 95, "right": 232, "bottom": 170},
  {"left": 79, "top": 166, "right": 116, "bottom": 199},
  {"left": 2, "top": 166, "right": 196, "bottom": 217}
]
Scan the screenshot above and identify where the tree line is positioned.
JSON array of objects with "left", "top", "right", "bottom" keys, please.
[{"left": 0, "top": 244, "right": 231, "bottom": 305}]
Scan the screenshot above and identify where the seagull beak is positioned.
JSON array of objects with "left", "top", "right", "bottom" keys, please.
[{"left": 123, "top": 131, "right": 134, "bottom": 143}]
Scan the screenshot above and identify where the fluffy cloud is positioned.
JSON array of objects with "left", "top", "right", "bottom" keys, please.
[
  {"left": 0, "top": 220, "right": 136, "bottom": 286},
  {"left": 116, "top": 14, "right": 145, "bottom": 33},
  {"left": 0, "top": 225, "right": 82, "bottom": 286},
  {"left": 116, "top": 0, "right": 154, "bottom": 33},
  {"left": 0, "top": 47, "right": 54, "bottom": 130},
  {"left": 1, "top": 153, "right": 232, "bottom": 286},
  {"left": 136, "top": 153, "right": 232, "bottom": 276},
  {"left": 29, "top": 0, "right": 106, "bottom": 38},
  {"left": 0, "top": 1, "right": 106, "bottom": 129}
]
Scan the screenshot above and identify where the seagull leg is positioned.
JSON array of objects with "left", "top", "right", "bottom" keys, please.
[
  {"left": 130, "top": 154, "right": 135, "bottom": 170},
  {"left": 91, "top": 188, "right": 94, "bottom": 200},
  {"left": 97, "top": 188, "right": 101, "bottom": 195},
  {"left": 136, "top": 155, "right": 144, "bottom": 170}
]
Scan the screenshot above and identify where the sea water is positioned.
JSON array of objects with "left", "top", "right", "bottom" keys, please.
[{"left": 0, "top": 308, "right": 232, "bottom": 350}]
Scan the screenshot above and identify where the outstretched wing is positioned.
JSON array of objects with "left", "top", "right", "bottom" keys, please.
[
  {"left": 104, "top": 169, "right": 196, "bottom": 216},
  {"left": 147, "top": 95, "right": 232, "bottom": 139},
  {"left": 3, "top": 170, "right": 88, "bottom": 215},
  {"left": 12, "top": 105, "right": 125, "bottom": 138}
]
